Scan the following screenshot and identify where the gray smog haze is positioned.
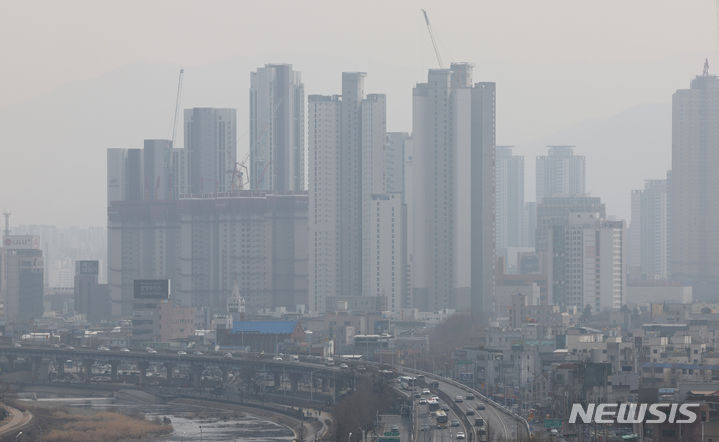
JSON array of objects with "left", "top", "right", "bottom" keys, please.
[{"left": 0, "top": 0, "right": 715, "bottom": 226}]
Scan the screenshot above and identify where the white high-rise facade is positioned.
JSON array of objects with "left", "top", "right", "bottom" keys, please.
[
  {"left": 308, "top": 94, "right": 341, "bottom": 313},
  {"left": 308, "top": 73, "right": 404, "bottom": 313},
  {"left": 408, "top": 63, "right": 495, "bottom": 315},
  {"left": 536, "top": 145, "right": 585, "bottom": 202},
  {"left": 495, "top": 146, "right": 524, "bottom": 253},
  {"left": 250, "top": 64, "right": 305, "bottom": 192}
]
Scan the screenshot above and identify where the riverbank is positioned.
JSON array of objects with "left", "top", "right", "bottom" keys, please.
[{"left": 0, "top": 403, "right": 171, "bottom": 442}]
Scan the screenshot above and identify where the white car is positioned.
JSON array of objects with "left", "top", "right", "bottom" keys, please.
[
  {"left": 339, "top": 363, "right": 349, "bottom": 369},
  {"left": 146, "top": 347, "right": 157, "bottom": 353},
  {"left": 455, "top": 394, "right": 464, "bottom": 402},
  {"left": 456, "top": 431, "right": 466, "bottom": 440},
  {"left": 273, "top": 356, "right": 283, "bottom": 361},
  {"left": 422, "top": 389, "right": 431, "bottom": 395},
  {"left": 120, "top": 348, "right": 130, "bottom": 352},
  {"left": 177, "top": 351, "right": 187, "bottom": 356},
  {"left": 97, "top": 346, "right": 110, "bottom": 351},
  {"left": 223, "top": 352, "right": 233, "bottom": 358}
]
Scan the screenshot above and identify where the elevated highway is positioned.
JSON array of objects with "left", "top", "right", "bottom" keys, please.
[{"left": 0, "top": 345, "right": 355, "bottom": 402}]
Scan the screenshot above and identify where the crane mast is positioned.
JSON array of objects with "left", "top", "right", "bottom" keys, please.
[
  {"left": 170, "top": 68, "right": 184, "bottom": 147},
  {"left": 421, "top": 9, "right": 444, "bottom": 69}
]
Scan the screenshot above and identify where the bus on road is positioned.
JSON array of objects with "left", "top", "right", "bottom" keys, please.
[{"left": 435, "top": 410, "right": 448, "bottom": 428}]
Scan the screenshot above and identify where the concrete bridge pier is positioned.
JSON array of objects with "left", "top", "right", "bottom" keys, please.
[
  {"left": 109, "top": 360, "right": 119, "bottom": 382},
  {"left": 190, "top": 364, "right": 203, "bottom": 388},
  {"left": 31, "top": 356, "right": 49, "bottom": 381},
  {"left": 164, "top": 363, "right": 175, "bottom": 382},
  {"left": 82, "top": 359, "right": 94, "bottom": 383},
  {"left": 274, "top": 371, "right": 281, "bottom": 389},
  {"left": 137, "top": 361, "right": 149, "bottom": 385},
  {"left": 289, "top": 373, "right": 300, "bottom": 392},
  {"left": 55, "top": 357, "right": 65, "bottom": 378}
]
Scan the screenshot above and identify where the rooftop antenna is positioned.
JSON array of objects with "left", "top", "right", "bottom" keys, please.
[
  {"left": 3, "top": 210, "right": 10, "bottom": 237},
  {"left": 704, "top": 58, "right": 710, "bottom": 76}
]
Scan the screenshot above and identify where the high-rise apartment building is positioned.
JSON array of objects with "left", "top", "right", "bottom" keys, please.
[
  {"left": 535, "top": 196, "right": 605, "bottom": 254},
  {"left": 1, "top": 235, "right": 44, "bottom": 332},
  {"left": 308, "top": 73, "right": 401, "bottom": 313},
  {"left": 143, "top": 139, "right": 173, "bottom": 200},
  {"left": 108, "top": 193, "right": 308, "bottom": 322},
  {"left": 629, "top": 176, "right": 669, "bottom": 280},
  {"left": 670, "top": 72, "right": 719, "bottom": 300},
  {"left": 547, "top": 212, "right": 625, "bottom": 311},
  {"left": 250, "top": 64, "right": 305, "bottom": 192},
  {"left": 536, "top": 145, "right": 585, "bottom": 202},
  {"left": 184, "top": 107, "right": 237, "bottom": 195},
  {"left": 495, "top": 146, "right": 524, "bottom": 253},
  {"left": 408, "top": 63, "right": 495, "bottom": 316}
]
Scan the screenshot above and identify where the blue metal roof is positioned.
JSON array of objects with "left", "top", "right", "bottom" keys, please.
[{"left": 232, "top": 321, "right": 298, "bottom": 335}]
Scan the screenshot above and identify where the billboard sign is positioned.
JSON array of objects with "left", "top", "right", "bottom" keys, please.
[
  {"left": 3, "top": 235, "right": 40, "bottom": 250},
  {"left": 76, "top": 260, "right": 99, "bottom": 275},
  {"left": 133, "top": 279, "right": 170, "bottom": 299}
]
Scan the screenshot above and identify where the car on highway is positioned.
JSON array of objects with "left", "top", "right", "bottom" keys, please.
[
  {"left": 450, "top": 419, "right": 460, "bottom": 427},
  {"left": 223, "top": 352, "right": 233, "bottom": 358},
  {"left": 456, "top": 431, "right": 466, "bottom": 439},
  {"left": 273, "top": 356, "right": 283, "bottom": 361},
  {"left": 441, "top": 404, "right": 450, "bottom": 412},
  {"left": 476, "top": 403, "right": 486, "bottom": 410},
  {"left": 474, "top": 417, "right": 485, "bottom": 427},
  {"left": 97, "top": 346, "right": 110, "bottom": 351},
  {"left": 466, "top": 408, "right": 475, "bottom": 415},
  {"left": 390, "top": 424, "right": 399, "bottom": 432},
  {"left": 422, "top": 389, "right": 431, "bottom": 395},
  {"left": 146, "top": 347, "right": 157, "bottom": 353},
  {"left": 465, "top": 393, "right": 475, "bottom": 400},
  {"left": 339, "top": 363, "right": 349, "bottom": 369},
  {"left": 413, "top": 392, "right": 421, "bottom": 399},
  {"left": 420, "top": 424, "right": 430, "bottom": 432},
  {"left": 177, "top": 351, "right": 187, "bottom": 356},
  {"left": 419, "top": 398, "right": 428, "bottom": 405},
  {"left": 120, "top": 348, "right": 130, "bottom": 352},
  {"left": 455, "top": 394, "right": 463, "bottom": 402}
]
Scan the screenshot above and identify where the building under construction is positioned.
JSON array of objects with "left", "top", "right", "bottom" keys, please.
[{"left": 107, "top": 191, "right": 309, "bottom": 324}]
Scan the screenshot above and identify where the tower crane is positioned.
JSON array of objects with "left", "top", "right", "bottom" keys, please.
[
  {"left": 170, "top": 68, "right": 184, "bottom": 146},
  {"left": 421, "top": 9, "right": 444, "bottom": 69}
]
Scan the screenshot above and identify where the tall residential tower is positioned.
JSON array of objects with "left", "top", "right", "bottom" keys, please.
[{"left": 250, "top": 64, "right": 305, "bottom": 192}]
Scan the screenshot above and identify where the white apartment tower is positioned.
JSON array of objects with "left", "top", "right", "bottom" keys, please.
[
  {"left": 536, "top": 145, "right": 585, "bottom": 202},
  {"left": 308, "top": 73, "right": 403, "bottom": 313},
  {"left": 408, "top": 63, "right": 495, "bottom": 316},
  {"left": 250, "top": 64, "right": 305, "bottom": 192}
]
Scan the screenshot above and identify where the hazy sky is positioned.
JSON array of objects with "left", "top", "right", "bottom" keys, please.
[{"left": 1, "top": 0, "right": 718, "bottom": 226}]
